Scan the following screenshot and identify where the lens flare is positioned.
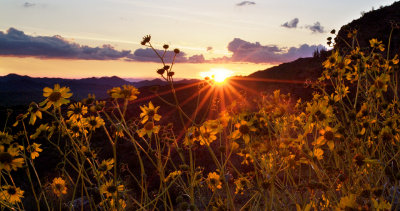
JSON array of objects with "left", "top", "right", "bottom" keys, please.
[{"left": 200, "top": 68, "right": 233, "bottom": 83}]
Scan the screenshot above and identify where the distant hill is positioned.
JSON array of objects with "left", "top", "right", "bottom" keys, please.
[{"left": 0, "top": 74, "right": 199, "bottom": 106}]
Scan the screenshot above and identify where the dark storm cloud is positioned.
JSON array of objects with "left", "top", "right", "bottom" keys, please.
[
  {"left": 281, "top": 18, "right": 299, "bottom": 28},
  {"left": 306, "top": 22, "right": 325, "bottom": 33},
  {"left": 236, "top": 1, "right": 256, "bottom": 6},
  {"left": 212, "top": 38, "right": 325, "bottom": 64},
  {"left": 0, "top": 28, "right": 131, "bottom": 60}
]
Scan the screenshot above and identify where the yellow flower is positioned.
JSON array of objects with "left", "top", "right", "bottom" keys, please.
[
  {"left": 0, "top": 145, "right": 24, "bottom": 171},
  {"left": 27, "top": 143, "right": 43, "bottom": 160},
  {"left": 40, "top": 84, "right": 72, "bottom": 109},
  {"left": 231, "top": 120, "right": 256, "bottom": 144},
  {"left": 334, "top": 85, "right": 349, "bottom": 102},
  {"left": 309, "top": 148, "right": 324, "bottom": 160},
  {"left": 183, "top": 126, "right": 201, "bottom": 146},
  {"left": 164, "top": 170, "right": 182, "bottom": 182},
  {"left": 28, "top": 102, "right": 42, "bottom": 125},
  {"left": 198, "top": 125, "right": 218, "bottom": 145},
  {"left": 323, "top": 51, "right": 339, "bottom": 69},
  {"left": 84, "top": 116, "right": 105, "bottom": 131},
  {"left": 51, "top": 177, "right": 67, "bottom": 197},
  {"left": 0, "top": 131, "right": 13, "bottom": 145},
  {"left": 90, "top": 101, "right": 106, "bottom": 113},
  {"left": 369, "top": 38, "right": 385, "bottom": 51},
  {"left": 100, "top": 180, "right": 124, "bottom": 198},
  {"left": 234, "top": 177, "right": 250, "bottom": 194},
  {"left": 67, "top": 102, "right": 88, "bottom": 121},
  {"left": 138, "top": 121, "right": 160, "bottom": 138},
  {"left": 108, "top": 85, "right": 140, "bottom": 101},
  {"left": 67, "top": 120, "right": 88, "bottom": 138},
  {"left": 369, "top": 73, "right": 390, "bottom": 98},
  {"left": 139, "top": 101, "right": 161, "bottom": 124},
  {"left": 336, "top": 194, "right": 357, "bottom": 210},
  {"left": 207, "top": 172, "right": 222, "bottom": 191},
  {"left": 0, "top": 185, "right": 24, "bottom": 205},
  {"left": 97, "top": 158, "right": 114, "bottom": 178},
  {"left": 315, "top": 126, "right": 340, "bottom": 151},
  {"left": 30, "top": 123, "right": 49, "bottom": 139}
]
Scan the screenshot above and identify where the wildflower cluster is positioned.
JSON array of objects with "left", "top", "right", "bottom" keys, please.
[{"left": 1, "top": 32, "right": 400, "bottom": 210}]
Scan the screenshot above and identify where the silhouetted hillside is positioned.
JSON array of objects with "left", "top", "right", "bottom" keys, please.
[
  {"left": 0, "top": 74, "right": 199, "bottom": 106},
  {"left": 243, "top": 1, "right": 400, "bottom": 98},
  {"left": 335, "top": 1, "right": 400, "bottom": 56}
]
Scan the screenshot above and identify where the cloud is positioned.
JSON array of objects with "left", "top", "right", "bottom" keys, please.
[
  {"left": 128, "top": 48, "right": 205, "bottom": 63},
  {"left": 188, "top": 54, "right": 205, "bottom": 63},
  {"left": 23, "top": 2, "right": 35, "bottom": 7},
  {"left": 212, "top": 38, "right": 325, "bottom": 63},
  {"left": 236, "top": 1, "right": 256, "bottom": 6},
  {"left": 127, "top": 48, "right": 187, "bottom": 63},
  {"left": 281, "top": 18, "right": 299, "bottom": 28},
  {"left": 0, "top": 28, "right": 131, "bottom": 60},
  {"left": 306, "top": 22, "right": 325, "bottom": 33}
]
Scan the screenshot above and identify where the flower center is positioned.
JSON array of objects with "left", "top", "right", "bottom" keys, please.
[
  {"left": 73, "top": 107, "right": 82, "bottom": 114},
  {"left": 107, "top": 185, "right": 117, "bottom": 193},
  {"left": 0, "top": 152, "right": 13, "bottom": 164},
  {"left": 89, "top": 120, "right": 98, "bottom": 126},
  {"left": 71, "top": 126, "right": 80, "bottom": 133},
  {"left": 49, "top": 92, "right": 62, "bottom": 102},
  {"left": 55, "top": 184, "right": 63, "bottom": 190},
  {"left": 324, "top": 131, "right": 334, "bottom": 141},
  {"left": 7, "top": 187, "right": 17, "bottom": 195},
  {"left": 144, "top": 122, "right": 154, "bottom": 131},
  {"left": 239, "top": 125, "right": 250, "bottom": 134},
  {"left": 374, "top": 79, "right": 384, "bottom": 89},
  {"left": 147, "top": 110, "right": 155, "bottom": 117}
]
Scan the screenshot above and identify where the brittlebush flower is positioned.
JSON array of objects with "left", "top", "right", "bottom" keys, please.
[
  {"left": 198, "top": 125, "right": 218, "bottom": 145},
  {"left": 108, "top": 85, "right": 139, "bottom": 101},
  {"left": 97, "top": 159, "right": 114, "bottom": 178},
  {"left": 67, "top": 102, "right": 88, "bottom": 121},
  {"left": 369, "top": 38, "right": 385, "bottom": 51},
  {"left": 140, "top": 101, "right": 161, "bottom": 124},
  {"left": 315, "top": 126, "right": 340, "bottom": 151},
  {"left": 138, "top": 121, "right": 160, "bottom": 138},
  {"left": 183, "top": 126, "right": 201, "bottom": 146},
  {"left": 323, "top": 51, "right": 339, "bottom": 69},
  {"left": 28, "top": 102, "right": 42, "bottom": 125},
  {"left": 0, "top": 131, "right": 13, "bottom": 145},
  {"left": 67, "top": 120, "right": 88, "bottom": 138},
  {"left": 207, "top": 172, "right": 222, "bottom": 192},
  {"left": 100, "top": 180, "right": 124, "bottom": 198},
  {"left": 40, "top": 84, "right": 72, "bottom": 109},
  {"left": 0, "top": 185, "right": 24, "bottom": 205},
  {"left": 369, "top": 74, "right": 390, "bottom": 97},
  {"left": 27, "top": 143, "right": 43, "bottom": 160},
  {"left": 30, "top": 124, "right": 49, "bottom": 139},
  {"left": 0, "top": 145, "right": 24, "bottom": 171},
  {"left": 164, "top": 170, "right": 182, "bottom": 182},
  {"left": 309, "top": 148, "right": 324, "bottom": 160},
  {"left": 234, "top": 177, "right": 251, "bottom": 194},
  {"left": 52, "top": 177, "right": 67, "bottom": 197},
  {"left": 84, "top": 116, "right": 105, "bottom": 131},
  {"left": 232, "top": 120, "right": 256, "bottom": 144}
]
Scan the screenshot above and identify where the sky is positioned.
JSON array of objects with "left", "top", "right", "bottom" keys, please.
[{"left": 0, "top": 0, "right": 397, "bottom": 80}]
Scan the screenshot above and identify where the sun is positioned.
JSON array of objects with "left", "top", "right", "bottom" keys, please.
[{"left": 200, "top": 68, "right": 233, "bottom": 84}]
